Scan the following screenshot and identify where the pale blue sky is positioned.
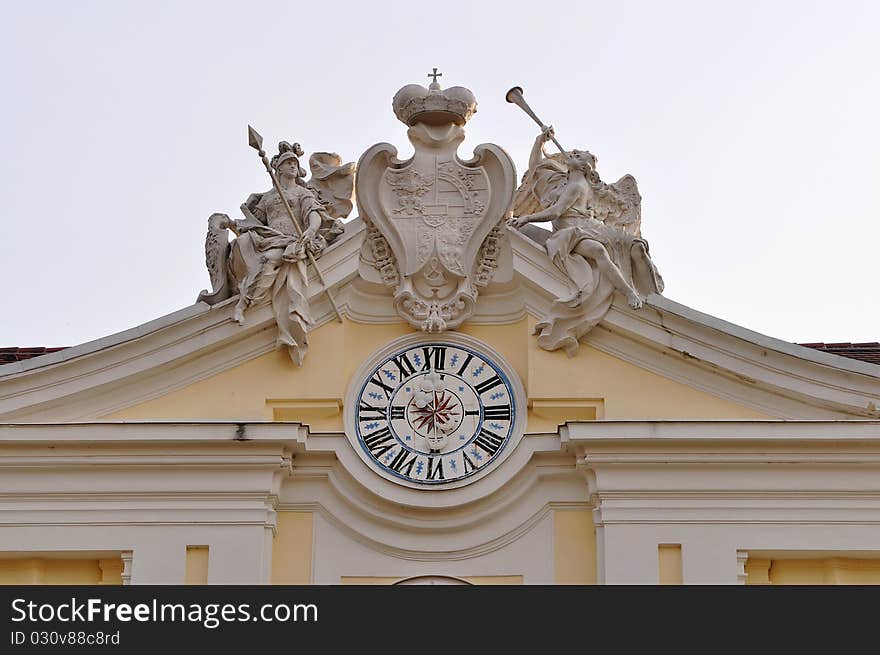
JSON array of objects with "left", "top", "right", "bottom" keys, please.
[{"left": 1, "top": 0, "right": 877, "bottom": 346}]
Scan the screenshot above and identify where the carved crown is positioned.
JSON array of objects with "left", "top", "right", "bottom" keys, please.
[{"left": 392, "top": 82, "right": 477, "bottom": 126}]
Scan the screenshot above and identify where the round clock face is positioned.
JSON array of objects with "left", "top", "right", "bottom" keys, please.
[{"left": 350, "top": 339, "right": 521, "bottom": 487}]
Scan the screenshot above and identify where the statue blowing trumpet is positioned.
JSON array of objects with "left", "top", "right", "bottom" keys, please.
[{"left": 505, "top": 86, "right": 567, "bottom": 154}]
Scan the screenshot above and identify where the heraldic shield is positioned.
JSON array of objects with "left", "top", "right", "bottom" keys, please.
[{"left": 357, "top": 121, "right": 516, "bottom": 332}]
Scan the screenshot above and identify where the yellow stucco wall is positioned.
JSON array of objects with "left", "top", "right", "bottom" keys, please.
[
  {"left": 0, "top": 558, "right": 122, "bottom": 585},
  {"left": 658, "top": 544, "right": 683, "bottom": 585},
  {"left": 553, "top": 509, "right": 596, "bottom": 584},
  {"left": 184, "top": 546, "right": 209, "bottom": 585},
  {"left": 747, "top": 557, "right": 880, "bottom": 584},
  {"left": 271, "top": 512, "right": 314, "bottom": 585},
  {"left": 106, "top": 315, "right": 768, "bottom": 426},
  {"left": 106, "top": 320, "right": 410, "bottom": 427}
]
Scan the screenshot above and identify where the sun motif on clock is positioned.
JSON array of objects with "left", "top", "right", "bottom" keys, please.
[{"left": 349, "top": 339, "right": 522, "bottom": 487}]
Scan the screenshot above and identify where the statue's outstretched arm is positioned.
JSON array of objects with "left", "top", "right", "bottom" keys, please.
[
  {"left": 510, "top": 180, "right": 578, "bottom": 228},
  {"left": 529, "top": 126, "right": 555, "bottom": 170}
]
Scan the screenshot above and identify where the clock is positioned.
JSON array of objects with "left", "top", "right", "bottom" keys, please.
[{"left": 346, "top": 335, "right": 525, "bottom": 489}]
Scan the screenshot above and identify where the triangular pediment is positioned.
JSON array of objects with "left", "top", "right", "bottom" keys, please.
[{"left": 1, "top": 217, "right": 877, "bottom": 423}]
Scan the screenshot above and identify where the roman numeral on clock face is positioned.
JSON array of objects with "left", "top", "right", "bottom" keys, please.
[
  {"left": 475, "top": 375, "right": 504, "bottom": 395},
  {"left": 456, "top": 353, "right": 474, "bottom": 376},
  {"left": 483, "top": 404, "right": 511, "bottom": 420},
  {"left": 391, "top": 353, "right": 418, "bottom": 378},
  {"left": 421, "top": 346, "right": 446, "bottom": 371},
  {"left": 363, "top": 426, "right": 395, "bottom": 457},
  {"left": 388, "top": 449, "right": 418, "bottom": 476},
  {"left": 426, "top": 457, "right": 445, "bottom": 480},
  {"left": 389, "top": 405, "right": 406, "bottom": 420},
  {"left": 474, "top": 427, "right": 505, "bottom": 457},
  {"left": 358, "top": 402, "right": 386, "bottom": 421},
  {"left": 369, "top": 373, "right": 395, "bottom": 399}
]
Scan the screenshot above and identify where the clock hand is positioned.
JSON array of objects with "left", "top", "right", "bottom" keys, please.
[{"left": 432, "top": 390, "right": 438, "bottom": 447}]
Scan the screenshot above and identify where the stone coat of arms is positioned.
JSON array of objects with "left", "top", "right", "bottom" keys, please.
[{"left": 357, "top": 75, "right": 516, "bottom": 331}]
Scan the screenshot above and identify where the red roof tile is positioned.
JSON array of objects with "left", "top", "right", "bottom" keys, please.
[
  {"left": 799, "top": 342, "right": 880, "bottom": 365},
  {"left": 0, "top": 347, "right": 68, "bottom": 364}
]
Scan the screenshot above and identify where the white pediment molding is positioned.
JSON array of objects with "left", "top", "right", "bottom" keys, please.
[
  {"left": 0, "top": 219, "right": 877, "bottom": 421},
  {"left": 588, "top": 296, "right": 880, "bottom": 419},
  {"left": 506, "top": 229, "right": 879, "bottom": 419},
  {"left": 0, "top": 223, "right": 365, "bottom": 422},
  {"left": 0, "top": 301, "right": 280, "bottom": 421}
]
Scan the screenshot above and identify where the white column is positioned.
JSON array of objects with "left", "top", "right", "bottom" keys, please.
[
  {"left": 207, "top": 526, "right": 271, "bottom": 584},
  {"left": 592, "top": 505, "right": 606, "bottom": 584},
  {"left": 129, "top": 539, "right": 186, "bottom": 585},
  {"left": 120, "top": 551, "right": 133, "bottom": 586},
  {"left": 736, "top": 550, "right": 748, "bottom": 585},
  {"left": 680, "top": 532, "right": 740, "bottom": 584},
  {"left": 600, "top": 526, "right": 659, "bottom": 584}
]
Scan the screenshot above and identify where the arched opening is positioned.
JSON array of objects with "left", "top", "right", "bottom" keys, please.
[{"left": 393, "top": 575, "right": 472, "bottom": 585}]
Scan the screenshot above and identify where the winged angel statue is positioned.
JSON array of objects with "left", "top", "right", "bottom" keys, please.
[
  {"left": 508, "top": 127, "right": 664, "bottom": 355},
  {"left": 197, "top": 141, "right": 355, "bottom": 365}
]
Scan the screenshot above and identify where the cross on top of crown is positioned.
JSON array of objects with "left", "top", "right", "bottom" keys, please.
[{"left": 428, "top": 67, "right": 442, "bottom": 89}]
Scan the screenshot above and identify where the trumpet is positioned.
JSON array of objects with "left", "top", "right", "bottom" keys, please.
[{"left": 505, "top": 86, "right": 566, "bottom": 153}]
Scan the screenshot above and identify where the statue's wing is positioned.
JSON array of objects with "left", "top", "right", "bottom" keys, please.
[
  {"left": 597, "top": 174, "right": 642, "bottom": 236},
  {"left": 197, "top": 213, "right": 232, "bottom": 304},
  {"left": 511, "top": 154, "right": 568, "bottom": 217},
  {"left": 306, "top": 152, "right": 356, "bottom": 219}
]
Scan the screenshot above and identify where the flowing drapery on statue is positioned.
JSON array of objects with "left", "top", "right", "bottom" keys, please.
[
  {"left": 509, "top": 127, "right": 663, "bottom": 355},
  {"left": 198, "top": 141, "right": 354, "bottom": 365}
]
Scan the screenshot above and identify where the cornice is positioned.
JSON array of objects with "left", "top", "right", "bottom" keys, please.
[
  {"left": 589, "top": 297, "right": 879, "bottom": 417},
  {"left": 0, "top": 421, "right": 308, "bottom": 443},
  {"left": 562, "top": 419, "right": 880, "bottom": 443}
]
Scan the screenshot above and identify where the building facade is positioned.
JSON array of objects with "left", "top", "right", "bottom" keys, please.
[{"left": 1, "top": 78, "right": 878, "bottom": 585}]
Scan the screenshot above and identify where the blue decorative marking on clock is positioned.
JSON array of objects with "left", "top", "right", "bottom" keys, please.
[{"left": 354, "top": 342, "right": 518, "bottom": 486}]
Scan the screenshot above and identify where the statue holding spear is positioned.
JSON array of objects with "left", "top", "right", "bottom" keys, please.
[{"left": 198, "top": 127, "right": 355, "bottom": 366}]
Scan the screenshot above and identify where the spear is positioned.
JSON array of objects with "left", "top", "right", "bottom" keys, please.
[{"left": 247, "top": 124, "right": 343, "bottom": 323}]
